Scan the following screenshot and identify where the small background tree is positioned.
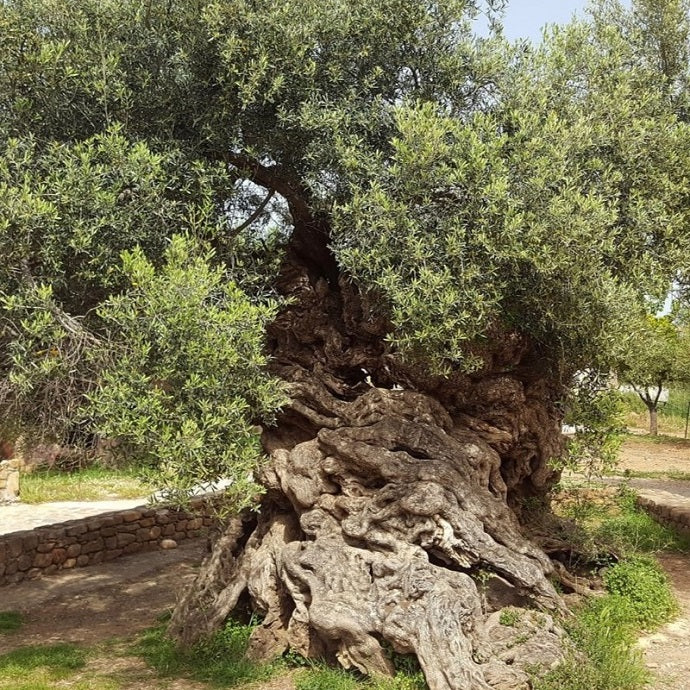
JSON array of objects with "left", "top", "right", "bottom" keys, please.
[{"left": 617, "top": 315, "right": 690, "bottom": 435}]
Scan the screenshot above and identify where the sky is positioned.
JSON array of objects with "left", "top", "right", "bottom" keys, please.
[
  {"left": 497, "top": 0, "right": 631, "bottom": 42},
  {"left": 500, "top": 0, "right": 591, "bottom": 41}
]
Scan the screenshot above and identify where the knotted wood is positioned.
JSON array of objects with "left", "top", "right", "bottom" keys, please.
[{"left": 169, "top": 261, "right": 569, "bottom": 690}]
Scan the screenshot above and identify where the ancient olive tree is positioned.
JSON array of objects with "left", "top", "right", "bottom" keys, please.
[{"left": 1, "top": 0, "right": 690, "bottom": 688}]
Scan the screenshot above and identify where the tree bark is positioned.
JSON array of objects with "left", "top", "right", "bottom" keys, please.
[
  {"left": 648, "top": 404, "right": 659, "bottom": 436},
  {"left": 168, "top": 254, "right": 572, "bottom": 689}
]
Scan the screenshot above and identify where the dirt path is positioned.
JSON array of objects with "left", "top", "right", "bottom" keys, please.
[
  {"left": 0, "top": 539, "right": 205, "bottom": 654},
  {"left": 0, "top": 539, "right": 297, "bottom": 690},
  {"left": 618, "top": 436, "right": 690, "bottom": 474},
  {"left": 0, "top": 540, "right": 209, "bottom": 689},
  {"left": 639, "top": 552, "right": 690, "bottom": 689}
]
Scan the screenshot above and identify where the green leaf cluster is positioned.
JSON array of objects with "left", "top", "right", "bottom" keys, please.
[
  {"left": 87, "top": 235, "right": 286, "bottom": 506},
  {"left": 334, "top": 14, "right": 690, "bottom": 371},
  {"left": 617, "top": 314, "right": 690, "bottom": 394}
]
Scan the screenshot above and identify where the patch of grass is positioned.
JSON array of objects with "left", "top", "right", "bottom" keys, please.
[
  {"left": 0, "top": 611, "right": 22, "bottom": 633},
  {"left": 533, "top": 595, "right": 648, "bottom": 690},
  {"left": 612, "top": 468, "right": 690, "bottom": 481},
  {"left": 595, "top": 507, "right": 690, "bottom": 553},
  {"left": 0, "top": 643, "right": 104, "bottom": 690},
  {"left": 539, "top": 483, "right": 682, "bottom": 690},
  {"left": 136, "top": 617, "right": 279, "bottom": 687},
  {"left": 295, "top": 667, "right": 363, "bottom": 690},
  {"left": 603, "top": 556, "right": 678, "bottom": 628},
  {"left": 499, "top": 609, "right": 521, "bottom": 627},
  {"left": 535, "top": 564, "right": 675, "bottom": 690},
  {"left": 294, "top": 666, "right": 427, "bottom": 690},
  {"left": 20, "top": 466, "right": 147, "bottom": 503},
  {"left": 621, "top": 432, "right": 690, "bottom": 447},
  {"left": 553, "top": 484, "right": 690, "bottom": 556}
]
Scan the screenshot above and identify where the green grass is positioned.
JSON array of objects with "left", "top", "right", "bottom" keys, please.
[
  {"left": 555, "top": 483, "right": 690, "bottom": 556},
  {"left": 595, "top": 508, "right": 690, "bottom": 553},
  {"left": 536, "top": 484, "right": 683, "bottom": 690},
  {"left": 498, "top": 608, "right": 522, "bottom": 627},
  {"left": 533, "top": 557, "right": 678, "bottom": 690},
  {"left": 295, "top": 667, "right": 364, "bottom": 690},
  {"left": 0, "top": 612, "right": 22, "bottom": 634},
  {"left": 20, "top": 466, "right": 148, "bottom": 503},
  {"left": 0, "top": 643, "right": 101, "bottom": 690},
  {"left": 612, "top": 468, "right": 690, "bottom": 480},
  {"left": 135, "top": 618, "right": 280, "bottom": 687},
  {"left": 136, "top": 615, "right": 428, "bottom": 690},
  {"left": 294, "top": 666, "right": 427, "bottom": 690},
  {"left": 593, "top": 485, "right": 690, "bottom": 553},
  {"left": 533, "top": 595, "right": 649, "bottom": 690},
  {"left": 620, "top": 432, "right": 690, "bottom": 447}
]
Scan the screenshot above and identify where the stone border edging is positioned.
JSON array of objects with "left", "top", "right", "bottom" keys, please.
[
  {"left": 0, "top": 497, "right": 215, "bottom": 586},
  {"left": 636, "top": 491, "right": 690, "bottom": 538}
]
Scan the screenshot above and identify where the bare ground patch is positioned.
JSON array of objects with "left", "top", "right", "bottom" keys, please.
[
  {"left": 618, "top": 436, "right": 690, "bottom": 475},
  {"left": 0, "top": 540, "right": 206, "bottom": 654},
  {"left": 0, "top": 539, "right": 297, "bottom": 689}
]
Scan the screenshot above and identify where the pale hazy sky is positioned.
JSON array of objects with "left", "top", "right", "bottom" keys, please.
[
  {"left": 499, "top": 0, "right": 631, "bottom": 41},
  {"left": 501, "top": 0, "right": 590, "bottom": 41}
]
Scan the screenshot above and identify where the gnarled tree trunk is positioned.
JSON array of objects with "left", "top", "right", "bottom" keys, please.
[{"left": 168, "top": 251, "right": 570, "bottom": 690}]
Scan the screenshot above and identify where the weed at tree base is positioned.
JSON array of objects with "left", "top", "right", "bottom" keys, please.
[{"left": 293, "top": 666, "right": 427, "bottom": 690}]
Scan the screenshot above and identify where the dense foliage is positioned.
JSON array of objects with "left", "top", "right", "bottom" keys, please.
[
  {"left": 0, "top": 0, "right": 689, "bottom": 490},
  {"left": 88, "top": 236, "right": 285, "bottom": 504}
]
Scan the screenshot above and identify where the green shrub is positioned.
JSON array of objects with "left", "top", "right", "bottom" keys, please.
[
  {"left": 88, "top": 235, "right": 287, "bottom": 510},
  {"left": 603, "top": 556, "right": 677, "bottom": 628}
]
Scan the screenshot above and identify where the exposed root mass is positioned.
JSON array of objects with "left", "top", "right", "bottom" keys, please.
[{"left": 170, "top": 383, "right": 567, "bottom": 689}]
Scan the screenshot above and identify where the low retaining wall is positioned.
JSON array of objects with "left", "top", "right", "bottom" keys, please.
[
  {"left": 0, "top": 498, "right": 215, "bottom": 586},
  {"left": 636, "top": 491, "right": 690, "bottom": 538}
]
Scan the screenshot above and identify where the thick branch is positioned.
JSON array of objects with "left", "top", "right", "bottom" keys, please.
[
  {"left": 229, "top": 188, "right": 276, "bottom": 238},
  {"left": 224, "top": 151, "right": 311, "bottom": 223},
  {"left": 223, "top": 151, "right": 338, "bottom": 282}
]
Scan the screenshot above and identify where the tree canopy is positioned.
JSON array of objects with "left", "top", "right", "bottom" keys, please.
[
  {"left": 617, "top": 314, "right": 690, "bottom": 434},
  {"left": 4, "top": 1, "right": 690, "bottom": 686},
  {"left": 0, "top": 0, "right": 689, "bottom": 491}
]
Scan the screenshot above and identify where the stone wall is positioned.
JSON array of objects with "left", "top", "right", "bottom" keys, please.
[
  {"left": 0, "top": 459, "right": 20, "bottom": 503},
  {"left": 0, "top": 498, "right": 215, "bottom": 586},
  {"left": 636, "top": 491, "right": 690, "bottom": 538}
]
